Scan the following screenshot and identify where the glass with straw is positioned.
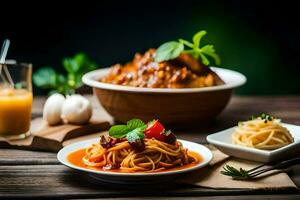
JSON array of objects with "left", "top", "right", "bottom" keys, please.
[{"left": 0, "top": 41, "right": 33, "bottom": 139}]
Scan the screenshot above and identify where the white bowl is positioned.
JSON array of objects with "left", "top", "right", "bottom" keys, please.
[
  {"left": 57, "top": 138, "right": 213, "bottom": 184},
  {"left": 82, "top": 67, "right": 246, "bottom": 93},
  {"left": 207, "top": 123, "right": 300, "bottom": 163}
]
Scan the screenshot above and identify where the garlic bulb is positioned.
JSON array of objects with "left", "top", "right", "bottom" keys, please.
[
  {"left": 43, "top": 93, "right": 65, "bottom": 125},
  {"left": 61, "top": 95, "right": 92, "bottom": 125}
]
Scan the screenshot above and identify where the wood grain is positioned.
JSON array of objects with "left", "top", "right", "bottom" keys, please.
[
  {"left": 0, "top": 164, "right": 297, "bottom": 199},
  {"left": 0, "top": 149, "right": 57, "bottom": 165},
  {"left": 85, "top": 196, "right": 300, "bottom": 200},
  {"left": 1, "top": 95, "right": 300, "bottom": 199}
]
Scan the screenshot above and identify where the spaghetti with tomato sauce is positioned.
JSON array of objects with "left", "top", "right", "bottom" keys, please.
[
  {"left": 67, "top": 142, "right": 202, "bottom": 173},
  {"left": 67, "top": 119, "right": 203, "bottom": 173}
]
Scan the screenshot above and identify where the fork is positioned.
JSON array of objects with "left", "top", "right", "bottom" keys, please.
[{"left": 221, "top": 157, "right": 300, "bottom": 180}]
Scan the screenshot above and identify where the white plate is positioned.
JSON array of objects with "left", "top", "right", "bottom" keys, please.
[
  {"left": 207, "top": 123, "right": 300, "bottom": 163},
  {"left": 57, "top": 138, "right": 213, "bottom": 184},
  {"left": 82, "top": 67, "right": 246, "bottom": 93}
]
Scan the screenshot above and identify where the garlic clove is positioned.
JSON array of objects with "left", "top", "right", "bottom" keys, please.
[
  {"left": 61, "top": 95, "right": 92, "bottom": 125},
  {"left": 43, "top": 93, "right": 65, "bottom": 125}
]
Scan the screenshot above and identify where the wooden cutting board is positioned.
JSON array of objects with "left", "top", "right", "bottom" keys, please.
[{"left": 0, "top": 118, "right": 111, "bottom": 152}]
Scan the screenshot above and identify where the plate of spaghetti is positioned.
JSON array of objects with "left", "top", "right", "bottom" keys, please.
[
  {"left": 207, "top": 114, "right": 300, "bottom": 163},
  {"left": 57, "top": 119, "right": 212, "bottom": 184}
]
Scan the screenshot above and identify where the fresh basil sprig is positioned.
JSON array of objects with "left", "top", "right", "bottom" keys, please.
[
  {"left": 154, "top": 30, "right": 221, "bottom": 66},
  {"left": 154, "top": 41, "right": 184, "bottom": 62},
  {"left": 33, "top": 53, "right": 97, "bottom": 95},
  {"left": 126, "top": 127, "right": 145, "bottom": 143},
  {"left": 109, "top": 119, "right": 146, "bottom": 142}
]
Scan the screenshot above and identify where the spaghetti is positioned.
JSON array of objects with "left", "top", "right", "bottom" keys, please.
[
  {"left": 232, "top": 115, "right": 293, "bottom": 150},
  {"left": 82, "top": 138, "right": 200, "bottom": 172}
]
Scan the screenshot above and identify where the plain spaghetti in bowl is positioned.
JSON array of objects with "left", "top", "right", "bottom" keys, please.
[{"left": 232, "top": 114, "right": 294, "bottom": 150}]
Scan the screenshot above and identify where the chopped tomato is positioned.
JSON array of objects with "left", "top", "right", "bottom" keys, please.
[{"left": 144, "top": 120, "right": 165, "bottom": 141}]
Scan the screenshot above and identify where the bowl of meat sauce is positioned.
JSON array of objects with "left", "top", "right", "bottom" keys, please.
[{"left": 83, "top": 31, "right": 246, "bottom": 126}]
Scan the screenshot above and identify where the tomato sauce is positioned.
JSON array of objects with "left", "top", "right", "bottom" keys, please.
[{"left": 67, "top": 148, "right": 203, "bottom": 173}]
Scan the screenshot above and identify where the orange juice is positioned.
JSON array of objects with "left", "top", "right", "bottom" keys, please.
[{"left": 0, "top": 88, "right": 32, "bottom": 138}]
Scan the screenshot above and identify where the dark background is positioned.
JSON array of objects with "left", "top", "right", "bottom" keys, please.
[{"left": 1, "top": 1, "right": 299, "bottom": 95}]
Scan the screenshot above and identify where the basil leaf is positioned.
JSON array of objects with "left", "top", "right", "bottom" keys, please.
[
  {"left": 199, "top": 53, "right": 210, "bottom": 66},
  {"left": 126, "top": 126, "right": 146, "bottom": 143},
  {"left": 33, "top": 67, "right": 57, "bottom": 88},
  {"left": 154, "top": 41, "right": 184, "bottom": 62},
  {"left": 180, "top": 30, "right": 221, "bottom": 66},
  {"left": 109, "top": 118, "right": 146, "bottom": 139},
  {"left": 201, "top": 45, "right": 221, "bottom": 65},
  {"left": 56, "top": 74, "right": 75, "bottom": 95},
  {"left": 127, "top": 119, "right": 145, "bottom": 130},
  {"left": 179, "top": 39, "right": 193, "bottom": 48},
  {"left": 192, "top": 30, "right": 206, "bottom": 48},
  {"left": 63, "top": 58, "right": 79, "bottom": 73},
  {"left": 109, "top": 125, "right": 129, "bottom": 138},
  {"left": 75, "top": 53, "right": 97, "bottom": 71},
  {"left": 64, "top": 53, "right": 97, "bottom": 88},
  {"left": 33, "top": 52, "right": 97, "bottom": 95},
  {"left": 74, "top": 53, "right": 87, "bottom": 67}
]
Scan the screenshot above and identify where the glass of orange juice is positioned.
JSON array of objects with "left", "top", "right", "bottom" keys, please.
[{"left": 0, "top": 62, "right": 32, "bottom": 140}]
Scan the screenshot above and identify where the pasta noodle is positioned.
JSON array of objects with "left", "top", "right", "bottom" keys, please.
[
  {"left": 82, "top": 138, "right": 200, "bottom": 172},
  {"left": 232, "top": 117, "right": 293, "bottom": 150}
]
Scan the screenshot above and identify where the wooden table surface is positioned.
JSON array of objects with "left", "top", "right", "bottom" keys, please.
[{"left": 1, "top": 95, "right": 300, "bottom": 199}]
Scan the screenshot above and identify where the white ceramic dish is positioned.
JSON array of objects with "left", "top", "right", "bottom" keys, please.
[
  {"left": 82, "top": 67, "right": 246, "bottom": 93},
  {"left": 57, "top": 138, "right": 213, "bottom": 184},
  {"left": 207, "top": 123, "right": 300, "bottom": 163}
]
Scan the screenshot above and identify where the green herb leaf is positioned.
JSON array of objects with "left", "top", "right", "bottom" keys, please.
[
  {"left": 127, "top": 119, "right": 146, "bottom": 130},
  {"left": 34, "top": 53, "right": 97, "bottom": 95},
  {"left": 200, "top": 45, "right": 221, "bottom": 65},
  {"left": 155, "top": 30, "right": 221, "bottom": 66},
  {"left": 64, "top": 53, "right": 97, "bottom": 89},
  {"left": 126, "top": 126, "right": 146, "bottom": 143},
  {"left": 33, "top": 67, "right": 57, "bottom": 88},
  {"left": 109, "top": 118, "right": 146, "bottom": 139},
  {"left": 108, "top": 125, "right": 129, "bottom": 138},
  {"left": 221, "top": 165, "right": 251, "bottom": 180},
  {"left": 75, "top": 53, "right": 97, "bottom": 71},
  {"left": 108, "top": 118, "right": 147, "bottom": 141},
  {"left": 179, "top": 39, "right": 194, "bottom": 48},
  {"left": 190, "top": 31, "right": 220, "bottom": 66},
  {"left": 249, "top": 113, "right": 274, "bottom": 122},
  {"left": 63, "top": 58, "right": 79, "bottom": 73},
  {"left": 56, "top": 74, "right": 74, "bottom": 95},
  {"left": 199, "top": 53, "right": 210, "bottom": 66},
  {"left": 154, "top": 41, "right": 184, "bottom": 62},
  {"left": 192, "top": 30, "right": 206, "bottom": 48}
]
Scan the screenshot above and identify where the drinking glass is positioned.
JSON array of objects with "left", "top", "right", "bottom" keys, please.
[{"left": 0, "top": 62, "right": 32, "bottom": 140}]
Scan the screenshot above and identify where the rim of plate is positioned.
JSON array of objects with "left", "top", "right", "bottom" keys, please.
[
  {"left": 57, "top": 138, "right": 213, "bottom": 176},
  {"left": 82, "top": 67, "right": 247, "bottom": 93}
]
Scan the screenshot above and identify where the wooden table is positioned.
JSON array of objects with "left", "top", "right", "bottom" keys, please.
[{"left": 1, "top": 96, "right": 300, "bottom": 199}]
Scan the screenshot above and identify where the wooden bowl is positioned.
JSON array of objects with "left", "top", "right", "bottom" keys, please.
[{"left": 82, "top": 67, "right": 246, "bottom": 126}]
